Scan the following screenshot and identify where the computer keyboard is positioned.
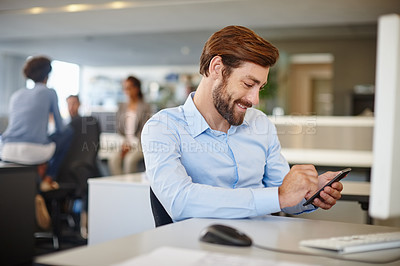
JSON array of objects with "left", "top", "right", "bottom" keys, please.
[{"left": 299, "top": 231, "right": 400, "bottom": 254}]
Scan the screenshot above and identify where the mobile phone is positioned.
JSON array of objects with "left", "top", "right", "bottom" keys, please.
[{"left": 303, "top": 168, "right": 352, "bottom": 206}]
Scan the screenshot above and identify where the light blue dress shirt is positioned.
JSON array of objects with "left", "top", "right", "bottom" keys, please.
[{"left": 142, "top": 92, "right": 315, "bottom": 221}]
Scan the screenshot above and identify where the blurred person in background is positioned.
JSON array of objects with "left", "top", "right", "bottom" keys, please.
[
  {"left": 67, "top": 94, "right": 81, "bottom": 119},
  {"left": 0, "top": 56, "right": 74, "bottom": 229},
  {"left": 108, "top": 76, "right": 151, "bottom": 175},
  {"left": 64, "top": 94, "right": 81, "bottom": 125}
]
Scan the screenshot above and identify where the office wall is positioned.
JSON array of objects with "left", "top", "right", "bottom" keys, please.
[
  {"left": 274, "top": 37, "right": 376, "bottom": 115},
  {"left": 0, "top": 54, "right": 26, "bottom": 116}
]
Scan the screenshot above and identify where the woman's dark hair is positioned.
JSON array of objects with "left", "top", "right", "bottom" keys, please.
[
  {"left": 126, "top": 75, "right": 143, "bottom": 99},
  {"left": 199, "top": 26, "right": 279, "bottom": 79},
  {"left": 23, "top": 56, "right": 52, "bottom": 82}
]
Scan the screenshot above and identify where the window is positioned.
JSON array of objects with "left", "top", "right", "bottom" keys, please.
[{"left": 27, "top": 60, "right": 80, "bottom": 118}]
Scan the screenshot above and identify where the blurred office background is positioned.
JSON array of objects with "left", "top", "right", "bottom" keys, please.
[
  {"left": 1, "top": 0, "right": 399, "bottom": 240},
  {"left": 1, "top": 0, "right": 399, "bottom": 119}
]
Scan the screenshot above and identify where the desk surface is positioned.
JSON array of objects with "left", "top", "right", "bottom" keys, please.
[
  {"left": 341, "top": 181, "right": 370, "bottom": 196},
  {"left": 36, "top": 216, "right": 400, "bottom": 266},
  {"left": 88, "top": 172, "right": 149, "bottom": 186},
  {"left": 281, "top": 148, "right": 373, "bottom": 168},
  {"left": 0, "top": 161, "right": 33, "bottom": 169}
]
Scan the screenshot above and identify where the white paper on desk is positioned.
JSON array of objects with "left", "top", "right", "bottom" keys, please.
[{"left": 112, "top": 246, "right": 318, "bottom": 266}]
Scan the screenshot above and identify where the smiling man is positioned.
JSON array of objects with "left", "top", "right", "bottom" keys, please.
[{"left": 141, "top": 26, "right": 343, "bottom": 222}]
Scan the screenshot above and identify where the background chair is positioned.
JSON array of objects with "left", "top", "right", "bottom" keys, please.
[
  {"left": 150, "top": 187, "right": 173, "bottom": 227},
  {"left": 35, "top": 184, "right": 76, "bottom": 250},
  {"left": 57, "top": 116, "right": 101, "bottom": 192},
  {"left": 36, "top": 116, "right": 101, "bottom": 248},
  {"left": 58, "top": 116, "right": 100, "bottom": 186},
  {"left": 57, "top": 116, "right": 101, "bottom": 231}
]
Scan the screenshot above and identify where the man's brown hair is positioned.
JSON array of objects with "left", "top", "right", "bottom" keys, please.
[{"left": 199, "top": 26, "right": 279, "bottom": 78}]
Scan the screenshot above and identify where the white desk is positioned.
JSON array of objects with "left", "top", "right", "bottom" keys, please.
[
  {"left": 341, "top": 180, "right": 370, "bottom": 205},
  {"left": 36, "top": 216, "right": 400, "bottom": 266},
  {"left": 281, "top": 148, "right": 373, "bottom": 168},
  {"left": 87, "top": 172, "right": 154, "bottom": 245},
  {"left": 341, "top": 181, "right": 370, "bottom": 196}
]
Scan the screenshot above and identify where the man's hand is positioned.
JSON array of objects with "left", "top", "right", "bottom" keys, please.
[
  {"left": 278, "top": 165, "right": 319, "bottom": 209},
  {"left": 309, "top": 171, "right": 343, "bottom": 210}
]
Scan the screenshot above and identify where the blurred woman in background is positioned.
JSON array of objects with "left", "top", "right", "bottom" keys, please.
[
  {"left": 108, "top": 75, "right": 151, "bottom": 175},
  {"left": 1, "top": 56, "right": 74, "bottom": 229}
]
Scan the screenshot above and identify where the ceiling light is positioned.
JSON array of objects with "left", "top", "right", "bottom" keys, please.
[
  {"left": 65, "top": 4, "right": 91, "bottom": 13},
  {"left": 28, "top": 7, "right": 45, "bottom": 14},
  {"left": 108, "top": 1, "right": 132, "bottom": 9}
]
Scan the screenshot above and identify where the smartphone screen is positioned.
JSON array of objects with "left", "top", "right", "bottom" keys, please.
[{"left": 303, "top": 168, "right": 352, "bottom": 206}]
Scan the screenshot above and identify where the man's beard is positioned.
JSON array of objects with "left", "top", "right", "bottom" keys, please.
[{"left": 212, "top": 79, "right": 252, "bottom": 126}]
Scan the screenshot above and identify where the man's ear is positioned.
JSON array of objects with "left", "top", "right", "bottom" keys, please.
[{"left": 208, "top": 56, "right": 223, "bottom": 79}]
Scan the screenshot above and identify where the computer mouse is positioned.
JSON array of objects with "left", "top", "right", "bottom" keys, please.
[{"left": 199, "top": 224, "right": 253, "bottom": 247}]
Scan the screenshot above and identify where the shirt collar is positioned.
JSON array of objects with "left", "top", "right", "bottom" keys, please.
[
  {"left": 182, "top": 92, "right": 210, "bottom": 137},
  {"left": 33, "top": 83, "right": 47, "bottom": 89},
  {"left": 182, "top": 92, "right": 250, "bottom": 137}
]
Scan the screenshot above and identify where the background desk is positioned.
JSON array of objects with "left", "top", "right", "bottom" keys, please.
[
  {"left": 36, "top": 216, "right": 400, "bottom": 266},
  {"left": 281, "top": 148, "right": 372, "bottom": 168},
  {"left": 0, "top": 162, "right": 37, "bottom": 266},
  {"left": 87, "top": 172, "right": 154, "bottom": 245},
  {"left": 341, "top": 180, "right": 370, "bottom": 207}
]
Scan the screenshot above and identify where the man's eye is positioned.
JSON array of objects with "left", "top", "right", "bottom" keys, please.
[
  {"left": 260, "top": 83, "right": 268, "bottom": 91},
  {"left": 244, "top": 82, "right": 253, "bottom": 88}
]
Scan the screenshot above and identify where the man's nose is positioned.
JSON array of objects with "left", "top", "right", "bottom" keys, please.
[{"left": 247, "top": 88, "right": 259, "bottom": 106}]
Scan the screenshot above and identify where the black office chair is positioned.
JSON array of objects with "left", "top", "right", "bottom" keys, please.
[
  {"left": 57, "top": 116, "right": 101, "bottom": 187},
  {"left": 37, "top": 116, "right": 101, "bottom": 248},
  {"left": 150, "top": 187, "right": 173, "bottom": 227},
  {"left": 36, "top": 184, "right": 76, "bottom": 250},
  {"left": 57, "top": 116, "right": 101, "bottom": 224}
]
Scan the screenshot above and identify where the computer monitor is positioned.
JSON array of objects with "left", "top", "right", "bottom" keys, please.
[{"left": 369, "top": 14, "right": 400, "bottom": 219}]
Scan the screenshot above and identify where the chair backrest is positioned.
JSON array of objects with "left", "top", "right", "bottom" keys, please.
[
  {"left": 68, "top": 116, "right": 101, "bottom": 166},
  {"left": 57, "top": 116, "right": 101, "bottom": 192},
  {"left": 150, "top": 187, "right": 173, "bottom": 227}
]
